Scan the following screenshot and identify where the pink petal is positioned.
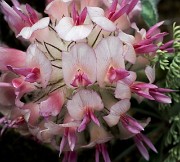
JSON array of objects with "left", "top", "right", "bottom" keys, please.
[
  {"left": 0, "top": 1, "right": 25, "bottom": 35},
  {"left": 134, "top": 136, "right": 149, "bottom": 161},
  {"left": 121, "top": 115, "right": 144, "bottom": 134},
  {"left": 135, "top": 44, "right": 158, "bottom": 54},
  {"left": 0, "top": 47, "right": 26, "bottom": 70},
  {"left": 118, "top": 122, "right": 135, "bottom": 140},
  {"left": 140, "top": 134, "right": 158, "bottom": 153},
  {"left": 156, "top": 88, "right": 175, "bottom": 93},
  {"left": 11, "top": 0, "right": 20, "bottom": 7},
  {"left": 68, "top": 130, "right": 77, "bottom": 151},
  {"left": 108, "top": 67, "right": 130, "bottom": 83},
  {"left": 110, "top": 4, "right": 130, "bottom": 22},
  {"left": 135, "top": 90, "right": 155, "bottom": 100},
  {"left": 131, "top": 23, "right": 146, "bottom": 42},
  {"left": 101, "top": 144, "right": 111, "bottom": 162},
  {"left": 22, "top": 103, "right": 40, "bottom": 125},
  {"left": 146, "top": 21, "right": 164, "bottom": 38},
  {"left": 126, "top": 0, "right": 139, "bottom": 14},
  {"left": 25, "top": 4, "right": 39, "bottom": 23},
  {"left": 133, "top": 83, "right": 158, "bottom": 89},
  {"left": 160, "top": 40, "right": 174, "bottom": 50},
  {"left": 78, "top": 115, "right": 90, "bottom": 132},
  {"left": 78, "top": 7, "right": 88, "bottom": 25},
  {"left": 40, "top": 90, "right": 64, "bottom": 117},
  {"left": 63, "top": 151, "right": 77, "bottom": 162},
  {"left": 81, "top": 0, "right": 102, "bottom": 8},
  {"left": 59, "top": 135, "right": 67, "bottom": 155},
  {"left": 90, "top": 111, "right": 100, "bottom": 126},
  {"left": 45, "top": 0, "right": 70, "bottom": 21},
  {"left": 95, "top": 146, "right": 100, "bottom": 162},
  {"left": 87, "top": 7, "right": 116, "bottom": 31},
  {"left": 0, "top": 82, "right": 12, "bottom": 88},
  {"left": 150, "top": 91, "right": 172, "bottom": 103}
]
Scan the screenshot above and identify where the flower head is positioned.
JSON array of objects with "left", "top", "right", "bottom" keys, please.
[{"left": 0, "top": 0, "right": 176, "bottom": 161}]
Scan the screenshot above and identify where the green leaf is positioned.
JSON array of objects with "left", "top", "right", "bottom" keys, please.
[{"left": 141, "top": 0, "right": 158, "bottom": 27}]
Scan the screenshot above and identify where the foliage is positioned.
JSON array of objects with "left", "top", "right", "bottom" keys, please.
[
  {"left": 141, "top": 0, "right": 158, "bottom": 27},
  {"left": 163, "top": 23, "right": 180, "bottom": 162}
]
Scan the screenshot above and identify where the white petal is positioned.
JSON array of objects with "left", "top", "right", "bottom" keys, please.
[
  {"left": 123, "top": 44, "right": 136, "bottom": 64},
  {"left": 95, "top": 36, "right": 125, "bottom": 86},
  {"left": 115, "top": 81, "right": 131, "bottom": 99},
  {"left": 103, "top": 114, "right": 120, "bottom": 127},
  {"left": 62, "top": 43, "right": 96, "bottom": 87},
  {"left": 26, "top": 44, "right": 52, "bottom": 87},
  {"left": 62, "top": 52, "right": 77, "bottom": 87},
  {"left": 66, "top": 25, "right": 93, "bottom": 41},
  {"left": 79, "top": 90, "right": 104, "bottom": 111},
  {"left": 121, "top": 71, "right": 137, "bottom": 85},
  {"left": 55, "top": 17, "right": 74, "bottom": 40},
  {"left": 131, "top": 23, "right": 146, "bottom": 43},
  {"left": 55, "top": 17, "right": 93, "bottom": 41},
  {"left": 87, "top": 7, "right": 116, "bottom": 31},
  {"left": 17, "top": 27, "right": 32, "bottom": 40},
  {"left": 18, "top": 17, "right": 50, "bottom": 39},
  {"left": 67, "top": 92, "right": 84, "bottom": 120},
  {"left": 145, "top": 65, "right": 155, "bottom": 83},
  {"left": 118, "top": 30, "right": 135, "bottom": 44},
  {"left": 110, "top": 99, "right": 131, "bottom": 116},
  {"left": 67, "top": 90, "right": 104, "bottom": 120}
]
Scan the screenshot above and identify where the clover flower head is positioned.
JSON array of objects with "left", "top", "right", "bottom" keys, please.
[{"left": 0, "top": 0, "right": 175, "bottom": 161}]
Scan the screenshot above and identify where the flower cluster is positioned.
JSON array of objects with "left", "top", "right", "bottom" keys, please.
[{"left": 0, "top": 0, "right": 174, "bottom": 161}]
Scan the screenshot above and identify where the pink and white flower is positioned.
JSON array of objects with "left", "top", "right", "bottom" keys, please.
[
  {"left": 103, "top": 99, "right": 144, "bottom": 134},
  {"left": 67, "top": 90, "right": 104, "bottom": 132},
  {"left": 82, "top": 124, "right": 112, "bottom": 162},
  {"left": 95, "top": 36, "right": 129, "bottom": 87},
  {"left": 0, "top": 0, "right": 50, "bottom": 39},
  {"left": 55, "top": 3, "right": 93, "bottom": 41},
  {"left": 0, "top": 0, "right": 175, "bottom": 161},
  {"left": 62, "top": 43, "right": 96, "bottom": 88},
  {"left": 115, "top": 68, "right": 173, "bottom": 103}
]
